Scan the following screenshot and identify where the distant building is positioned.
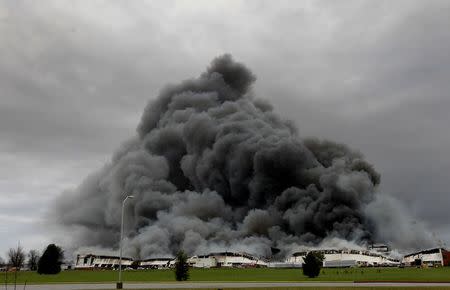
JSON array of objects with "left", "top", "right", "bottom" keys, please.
[
  {"left": 139, "top": 258, "right": 174, "bottom": 269},
  {"left": 368, "top": 243, "right": 390, "bottom": 254},
  {"left": 188, "top": 252, "right": 267, "bottom": 268},
  {"left": 402, "top": 248, "right": 450, "bottom": 267},
  {"left": 61, "top": 261, "right": 73, "bottom": 270},
  {"left": 267, "top": 262, "right": 302, "bottom": 268},
  {"left": 77, "top": 246, "right": 424, "bottom": 270},
  {"left": 287, "top": 249, "right": 399, "bottom": 268},
  {"left": 74, "top": 251, "right": 266, "bottom": 270},
  {"left": 188, "top": 254, "right": 217, "bottom": 268},
  {"left": 75, "top": 254, "right": 133, "bottom": 269}
]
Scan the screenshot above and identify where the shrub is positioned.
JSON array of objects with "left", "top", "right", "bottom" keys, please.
[
  {"left": 174, "top": 250, "right": 189, "bottom": 281},
  {"left": 37, "top": 244, "right": 64, "bottom": 274},
  {"left": 302, "top": 251, "right": 324, "bottom": 278}
]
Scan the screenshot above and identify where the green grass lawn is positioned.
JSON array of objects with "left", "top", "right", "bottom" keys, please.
[
  {"left": 113, "top": 288, "right": 450, "bottom": 290},
  {"left": 114, "top": 288, "right": 450, "bottom": 290},
  {"left": 2, "top": 267, "right": 450, "bottom": 284}
]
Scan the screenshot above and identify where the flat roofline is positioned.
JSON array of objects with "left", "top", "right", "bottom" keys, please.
[
  {"left": 404, "top": 248, "right": 447, "bottom": 257},
  {"left": 78, "top": 254, "right": 133, "bottom": 260},
  {"left": 141, "top": 258, "right": 173, "bottom": 262}
]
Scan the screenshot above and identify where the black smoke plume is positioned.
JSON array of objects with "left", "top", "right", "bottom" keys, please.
[{"left": 54, "top": 55, "right": 433, "bottom": 258}]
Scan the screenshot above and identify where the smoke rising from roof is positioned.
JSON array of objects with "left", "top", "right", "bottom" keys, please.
[{"left": 54, "top": 55, "right": 434, "bottom": 258}]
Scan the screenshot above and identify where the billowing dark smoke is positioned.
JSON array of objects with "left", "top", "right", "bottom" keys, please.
[{"left": 54, "top": 55, "right": 432, "bottom": 258}]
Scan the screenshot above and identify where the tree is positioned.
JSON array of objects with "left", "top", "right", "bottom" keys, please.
[
  {"left": 28, "top": 249, "right": 40, "bottom": 271},
  {"left": 7, "top": 244, "right": 26, "bottom": 269},
  {"left": 37, "top": 244, "right": 64, "bottom": 274},
  {"left": 302, "top": 251, "right": 324, "bottom": 278},
  {"left": 174, "top": 250, "right": 189, "bottom": 281}
]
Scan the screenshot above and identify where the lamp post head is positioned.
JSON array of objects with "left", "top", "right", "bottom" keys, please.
[
  {"left": 124, "top": 195, "right": 134, "bottom": 200},
  {"left": 123, "top": 195, "right": 134, "bottom": 204}
]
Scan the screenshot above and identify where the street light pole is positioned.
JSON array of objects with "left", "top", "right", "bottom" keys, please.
[{"left": 117, "top": 195, "right": 133, "bottom": 289}]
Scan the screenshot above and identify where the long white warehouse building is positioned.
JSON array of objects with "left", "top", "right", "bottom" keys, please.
[
  {"left": 74, "top": 252, "right": 266, "bottom": 269},
  {"left": 75, "top": 254, "right": 133, "bottom": 269},
  {"left": 402, "top": 248, "right": 450, "bottom": 267},
  {"left": 286, "top": 249, "right": 399, "bottom": 267},
  {"left": 188, "top": 252, "right": 267, "bottom": 268}
]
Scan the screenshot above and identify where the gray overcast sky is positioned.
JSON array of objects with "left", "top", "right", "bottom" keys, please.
[{"left": 1, "top": 0, "right": 450, "bottom": 257}]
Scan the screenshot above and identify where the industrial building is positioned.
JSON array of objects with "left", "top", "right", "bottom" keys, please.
[
  {"left": 139, "top": 258, "right": 174, "bottom": 269},
  {"left": 402, "top": 248, "right": 450, "bottom": 267},
  {"left": 75, "top": 247, "right": 450, "bottom": 270},
  {"left": 75, "top": 254, "right": 133, "bottom": 269},
  {"left": 75, "top": 251, "right": 266, "bottom": 270},
  {"left": 286, "top": 249, "right": 399, "bottom": 268},
  {"left": 188, "top": 252, "right": 267, "bottom": 268},
  {"left": 368, "top": 243, "right": 390, "bottom": 254},
  {"left": 267, "top": 262, "right": 302, "bottom": 268}
]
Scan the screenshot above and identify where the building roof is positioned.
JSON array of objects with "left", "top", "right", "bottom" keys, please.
[
  {"left": 77, "top": 254, "right": 133, "bottom": 261},
  {"left": 191, "top": 252, "right": 260, "bottom": 261},
  {"left": 404, "top": 248, "right": 447, "bottom": 258},
  {"left": 141, "top": 257, "right": 173, "bottom": 262},
  {"left": 290, "top": 248, "right": 399, "bottom": 262}
]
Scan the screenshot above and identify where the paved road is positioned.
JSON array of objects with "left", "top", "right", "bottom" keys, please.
[{"left": 16, "top": 282, "right": 450, "bottom": 289}]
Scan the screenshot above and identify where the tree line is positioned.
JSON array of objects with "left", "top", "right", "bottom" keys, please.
[{"left": 0, "top": 244, "right": 64, "bottom": 274}]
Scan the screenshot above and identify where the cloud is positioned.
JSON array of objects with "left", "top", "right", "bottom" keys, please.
[{"left": 51, "top": 55, "right": 435, "bottom": 259}]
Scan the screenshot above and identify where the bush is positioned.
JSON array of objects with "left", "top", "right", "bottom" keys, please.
[
  {"left": 302, "top": 251, "right": 324, "bottom": 278},
  {"left": 174, "top": 250, "right": 189, "bottom": 281},
  {"left": 37, "top": 244, "right": 64, "bottom": 274}
]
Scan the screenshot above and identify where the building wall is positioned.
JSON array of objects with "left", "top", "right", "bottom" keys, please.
[
  {"left": 267, "top": 262, "right": 302, "bottom": 268},
  {"left": 403, "top": 249, "right": 444, "bottom": 266},
  {"left": 188, "top": 253, "right": 266, "bottom": 268},
  {"left": 286, "top": 255, "right": 304, "bottom": 264},
  {"left": 139, "top": 259, "right": 173, "bottom": 269},
  {"left": 75, "top": 254, "right": 133, "bottom": 269},
  {"left": 76, "top": 252, "right": 265, "bottom": 270},
  {"left": 324, "top": 253, "right": 397, "bottom": 266},
  {"left": 442, "top": 249, "right": 450, "bottom": 266},
  {"left": 188, "top": 256, "right": 217, "bottom": 268},
  {"left": 215, "top": 255, "right": 256, "bottom": 267},
  {"left": 287, "top": 250, "right": 398, "bottom": 268}
]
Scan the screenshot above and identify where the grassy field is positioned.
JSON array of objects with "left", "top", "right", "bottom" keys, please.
[
  {"left": 102, "top": 288, "right": 450, "bottom": 290},
  {"left": 2, "top": 267, "right": 450, "bottom": 284},
  {"left": 113, "top": 288, "right": 450, "bottom": 290}
]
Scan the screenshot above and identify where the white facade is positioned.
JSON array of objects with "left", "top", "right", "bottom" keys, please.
[
  {"left": 368, "top": 244, "right": 390, "bottom": 254},
  {"left": 75, "top": 252, "right": 266, "bottom": 270},
  {"left": 402, "top": 248, "right": 449, "bottom": 266},
  {"left": 188, "top": 255, "right": 217, "bottom": 268},
  {"left": 188, "top": 252, "right": 267, "bottom": 268},
  {"left": 75, "top": 254, "right": 133, "bottom": 269},
  {"left": 139, "top": 258, "right": 174, "bottom": 269},
  {"left": 287, "top": 249, "right": 399, "bottom": 268},
  {"left": 267, "top": 262, "right": 302, "bottom": 268}
]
